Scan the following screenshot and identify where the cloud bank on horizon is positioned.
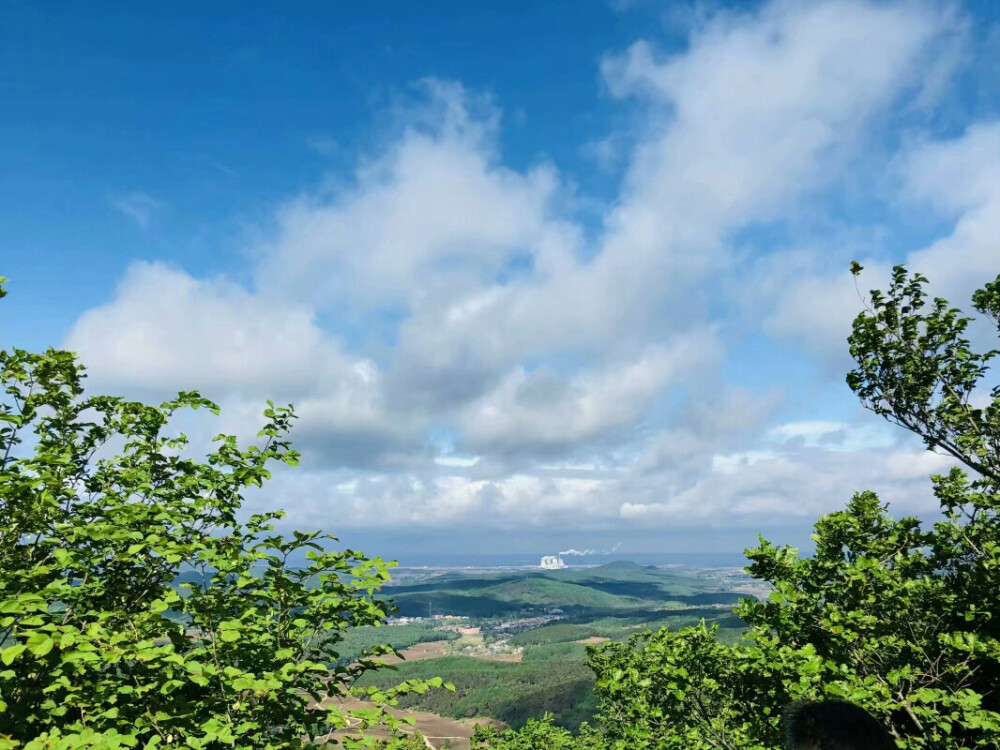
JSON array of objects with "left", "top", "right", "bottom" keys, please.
[{"left": 10, "top": 0, "right": 1000, "bottom": 553}]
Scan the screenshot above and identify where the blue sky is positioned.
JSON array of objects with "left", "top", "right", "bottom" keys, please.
[{"left": 3, "top": 0, "right": 1000, "bottom": 561}]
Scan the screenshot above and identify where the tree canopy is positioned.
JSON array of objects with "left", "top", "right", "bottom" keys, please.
[{"left": 0, "top": 276, "right": 436, "bottom": 749}]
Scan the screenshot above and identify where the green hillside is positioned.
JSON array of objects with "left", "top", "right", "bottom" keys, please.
[
  {"left": 478, "top": 577, "right": 646, "bottom": 609},
  {"left": 545, "top": 560, "right": 672, "bottom": 583},
  {"left": 354, "top": 655, "right": 598, "bottom": 729},
  {"left": 544, "top": 561, "right": 702, "bottom": 596},
  {"left": 385, "top": 560, "right": 745, "bottom": 617}
]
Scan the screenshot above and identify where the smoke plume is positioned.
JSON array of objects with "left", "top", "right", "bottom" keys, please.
[{"left": 558, "top": 543, "right": 621, "bottom": 557}]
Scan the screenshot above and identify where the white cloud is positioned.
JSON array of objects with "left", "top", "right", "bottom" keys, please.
[
  {"left": 459, "top": 333, "right": 721, "bottom": 453},
  {"left": 902, "top": 122, "right": 1000, "bottom": 215},
  {"left": 64, "top": 1, "right": 975, "bottom": 538},
  {"left": 258, "top": 80, "right": 569, "bottom": 312},
  {"left": 435, "top": 455, "right": 480, "bottom": 468},
  {"left": 621, "top": 441, "right": 950, "bottom": 524},
  {"left": 763, "top": 267, "right": 877, "bottom": 361},
  {"left": 405, "top": 0, "right": 948, "bottom": 375},
  {"left": 765, "top": 121, "right": 1000, "bottom": 362},
  {"left": 768, "top": 421, "right": 847, "bottom": 443},
  {"left": 257, "top": 469, "right": 617, "bottom": 530},
  {"left": 368, "top": 0, "right": 953, "bottom": 427},
  {"left": 711, "top": 451, "right": 781, "bottom": 475},
  {"left": 68, "top": 262, "right": 363, "bottom": 396},
  {"left": 601, "top": 0, "right": 944, "bottom": 231},
  {"left": 65, "top": 262, "right": 416, "bottom": 465},
  {"left": 902, "top": 122, "right": 1000, "bottom": 299},
  {"left": 559, "top": 544, "right": 621, "bottom": 556},
  {"left": 767, "top": 420, "right": 896, "bottom": 451}
]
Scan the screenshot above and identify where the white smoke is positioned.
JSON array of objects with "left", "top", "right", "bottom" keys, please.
[{"left": 558, "top": 543, "right": 621, "bottom": 557}]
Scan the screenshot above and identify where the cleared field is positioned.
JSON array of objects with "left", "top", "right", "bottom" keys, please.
[
  {"left": 375, "top": 640, "right": 455, "bottom": 665},
  {"left": 372, "top": 636, "right": 524, "bottom": 666},
  {"left": 328, "top": 622, "right": 460, "bottom": 668},
  {"left": 453, "top": 628, "right": 524, "bottom": 663}
]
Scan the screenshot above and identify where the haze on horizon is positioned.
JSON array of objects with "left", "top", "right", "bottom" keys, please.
[{"left": 2, "top": 0, "right": 999, "bottom": 559}]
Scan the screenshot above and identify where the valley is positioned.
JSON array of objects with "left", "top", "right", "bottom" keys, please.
[{"left": 337, "top": 560, "right": 754, "bottom": 733}]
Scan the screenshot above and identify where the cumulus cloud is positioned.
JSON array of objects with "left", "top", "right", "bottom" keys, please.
[
  {"left": 619, "top": 440, "right": 954, "bottom": 525},
  {"left": 255, "top": 469, "right": 618, "bottom": 531},
  {"left": 902, "top": 123, "right": 1000, "bottom": 298},
  {"left": 458, "top": 333, "right": 722, "bottom": 455},
  {"left": 63, "top": 0, "right": 980, "bottom": 541},
  {"left": 763, "top": 267, "right": 874, "bottom": 363},
  {"left": 69, "top": 263, "right": 358, "bottom": 395},
  {"left": 765, "top": 120, "right": 1000, "bottom": 362},
  {"left": 602, "top": 0, "right": 943, "bottom": 229},
  {"left": 65, "top": 262, "right": 417, "bottom": 466},
  {"left": 258, "top": 80, "right": 569, "bottom": 312},
  {"left": 378, "top": 0, "right": 955, "bottom": 418}
]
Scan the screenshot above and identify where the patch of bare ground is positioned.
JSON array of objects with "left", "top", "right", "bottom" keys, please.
[
  {"left": 375, "top": 640, "right": 455, "bottom": 665},
  {"left": 575, "top": 636, "right": 610, "bottom": 644},
  {"left": 468, "top": 650, "right": 523, "bottom": 662},
  {"left": 321, "top": 696, "right": 503, "bottom": 750},
  {"left": 348, "top": 635, "right": 525, "bottom": 672},
  {"left": 450, "top": 629, "right": 523, "bottom": 662}
]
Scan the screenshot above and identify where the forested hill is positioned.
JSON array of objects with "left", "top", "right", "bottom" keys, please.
[{"left": 383, "top": 560, "right": 749, "bottom": 619}]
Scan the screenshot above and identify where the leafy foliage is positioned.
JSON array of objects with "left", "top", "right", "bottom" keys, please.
[
  {"left": 473, "top": 716, "right": 603, "bottom": 749},
  {"left": 477, "top": 266, "right": 1000, "bottom": 749},
  {"left": 371, "top": 734, "right": 428, "bottom": 750},
  {"left": 0, "top": 276, "right": 436, "bottom": 749},
  {"left": 847, "top": 264, "right": 1000, "bottom": 484}
]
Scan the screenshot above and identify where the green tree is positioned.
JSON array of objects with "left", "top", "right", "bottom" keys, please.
[
  {"left": 372, "top": 732, "right": 428, "bottom": 749},
  {"left": 473, "top": 715, "right": 602, "bottom": 749},
  {"left": 0, "top": 277, "right": 436, "bottom": 749},
  {"left": 477, "top": 266, "right": 1000, "bottom": 749}
]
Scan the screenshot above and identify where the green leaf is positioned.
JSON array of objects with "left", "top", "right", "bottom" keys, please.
[
  {"left": 1, "top": 645, "right": 25, "bottom": 665},
  {"left": 26, "top": 634, "right": 54, "bottom": 658}
]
